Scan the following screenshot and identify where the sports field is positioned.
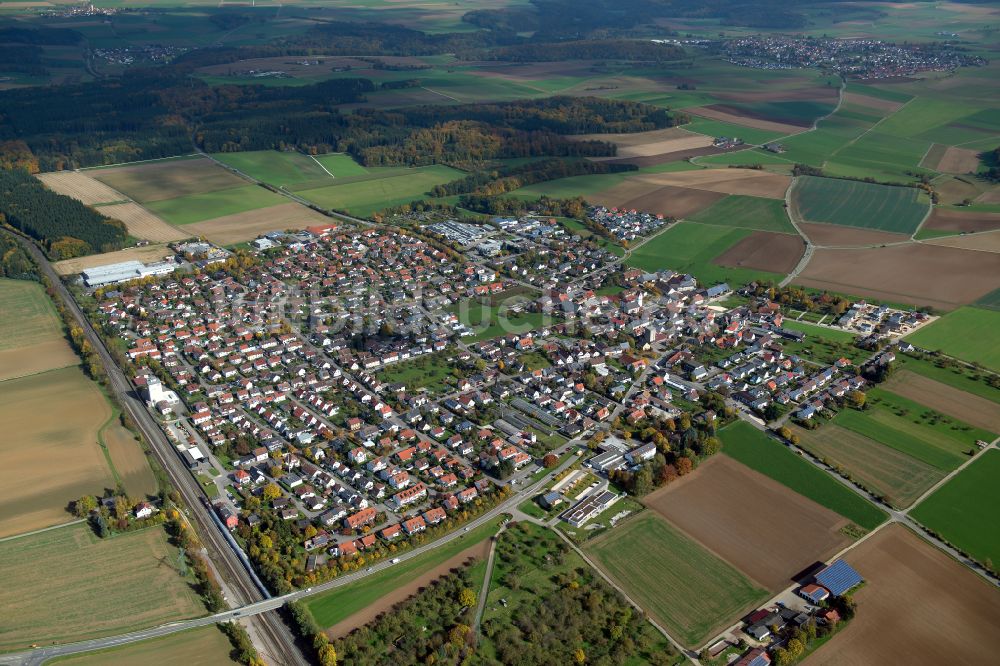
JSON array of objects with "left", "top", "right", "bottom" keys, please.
[
  {"left": 686, "top": 194, "right": 796, "bottom": 233},
  {"left": 585, "top": 512, "right": 768, "bottom": 648},
  {"left": 625, "top": 222, "right": 783, "bottom": 286},
  {"left": 911, "top": 450, "right": 1000, "bottom": 568},
  {"left": 720, "top": 421, "right": 887, "bottom": 530},
  {"left": 0, "top": 278, "right": 78, "bottom": 381},
  {"left": 0, "top": 367, "right": 115, "bottom": 537},
  {"left": 0, "top": 523, "right": 205, "bottom": 650},
  {"left": 833, "top": 389, "right": 990, "bottom": 471},
  {"left": 47, "top": 625, "right": 239, "bottom": 666},
  {"left": 793, "top": 423, "right": 943, "bottom": 508},
  {"left": 791, "top": 176, "right": 928, "bottom": 234},
  {"left": 905, "top": 307, "right": 1000, "bottom": 371},
  {"left": 296, "top": 165, "right": 462, "bottom": 217}
]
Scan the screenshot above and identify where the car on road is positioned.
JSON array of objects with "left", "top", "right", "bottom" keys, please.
[{"left": 390, "top": 557, "right": 400, "bottom": 564}]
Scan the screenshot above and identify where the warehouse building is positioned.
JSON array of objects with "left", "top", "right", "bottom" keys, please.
[{"left": 81, "top": 259, "right": 177, "bottom": 287}]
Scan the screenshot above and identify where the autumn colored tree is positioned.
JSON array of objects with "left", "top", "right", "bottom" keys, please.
[
  {"left": 676, "top": 457, "right": 693, "bottom": 476},
  {"left": 263, "top": 483, "right": 281, "bottom": 501},
  {"left": 459, "top": 588, "right": 476, "bottom": 607},
  {"left": 542, "top": 453, "right": 558, "bottom": 468}
]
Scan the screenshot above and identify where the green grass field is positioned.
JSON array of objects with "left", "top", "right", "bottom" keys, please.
[
  {"left": 0, "top": 524, "right": 205, "bottom": 650},
  {"left": 296, "top": 165, "right": 462, "bottom": 217},
  {"left": 303, "top": 519, "right": 501, "bottom": 628},
  {"left": 625, "top": 221, "right": 782, "bottom": 285},
  {"left": 911, "top": 449, "right": 1000, "bottom": 567},
  {"left": 211, "top": 150, "right": 331, "bottom": 188},
  {"left": 779, "top": 319, "right": 858, "bottom": 343},
  {"left": 687, "top": 195, "right": 796, "bottom": 233},
  {"left": 314, "top": 153, "right": 369, "bottom": 177},
  {"left": 896, "top": 356, "right": 1000, "bottom": 405},
  {"left": 695, "top": 148, "right": 796, "bottom": 168},
  {"left": 46, "top": 625, "right": 239, "bottom": 666},
  {"left": 144, "top": 184, "right": 285, "bottom": 225},
  {"left": 683, "top": 117, "right": 788, "bottom": 146},
  {"left": 0, "top": 278, "right": 64, "bottom": 352},
  {"left": 791, "top": 176, "right": 928, "bottom": 233},
  {"left": 377, "top": 353, "right": 454, "bottom": 395},
  {"left": 720, "top": 421, "right": 887, "bottom": 530},
  {"left": 584, "top": 512, "right": 768, "bottom": 648},
  {"left": 449, "top": 299, "right": 547, "bottom": 342},
  {"left": 905, "top": 307, "right": 1000, "bottom": 371}
]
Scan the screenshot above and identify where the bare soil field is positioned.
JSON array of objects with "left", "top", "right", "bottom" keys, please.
[
  {"left": 923, "top": 208, "right": 1000, "bottom": 234},
  {"left": 91, "top": 157, "right": 244, "bottom": 203},
  {"left": 184, "top": 202, "right": 333, "bottom": 245},
  {"left": 796, "top": 243, "right": 1000, "bottom": 311},
  {"left": 36, "top": 171, "right": 124, "bottom": 205},
  {"left": 927, "top": 145, "right": 981, "bottom": 174},
  {"left": 630, "top": 168, "right": 791, "bottom": 199},
  {"left": 576, "top": 128, "right": 714, "bottom": 158},
  {"left": 808, "top": 524, "right": 1000, "bottom": 666},
  {"left": 935, "top": 175, "right": 990, "bottom": 206},
  {"left": 714, "top": 86, "right": 838, "bottom": 104},
  {"left": 689, "top": 106, "right": 805, "bottom": 134},
  {"left": 926, "top": 228, "right": 1000, "bottom": 253},
  {"left": 325, "top": 539, "right": 490, "bottom": 639},
  {"left": 104, "top": 422, "right": 158, "bottom": 498},
  {"left": 0, "top": 367, "right": 113, "bottom": 538},
  {"left": 843, "top": 92, "right": 904, "bottom": 113},
  {"left": 714, "top": 230, "right": 804, "bottom": 274},
  {"left": 601, "top": 145, "right": 732, "bottom": 168},
  {"left": 97, "top": 202, "right": 190, "bottom": 242},
  {"left": 53, "top": 244, "right": 175, "bottom": 276},
  {"left": 799, "top": 222, "right": 910, "bottom": 247},
  {"left": 976, "top": 186, "right": 1000, "bottom": 204},
  {"left": 0, "top": 339, "right": 78, "bottom": 383},
  {"left": 882, "top": 370, "right": 1000, "bottom": 432},
  {"left": 643, "top": 455, "right": 850, "bottom": 591},
  {"left": 590, "top": 180, "right": 724, "bottom": 219}
]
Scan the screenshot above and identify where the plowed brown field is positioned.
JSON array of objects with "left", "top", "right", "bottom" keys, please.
[
  {"left": 690, "top": 106, "right": 805, "bottom": 134},
  {"left": 799, "top": 222, "right": 909, "bottom": 247},
  {"left": 923, "top": 209, "right": 1000, "bottom": 234},
  {"left": 932, "top": 146, "right": 981, "bottom": 174},
  {"left": 713, "top": 230, "right": 804, "bottom": 273},
  {"left": 644, "top": 456, "right": 850, "bottom": 591},
  {"left": 926, "top": 228, "right": 1000, "bottom": 253},
  {"left": 882, "top": 370, "right": 1000, "bottom": 432},
  {"left": 808, "top": 524, "right": 1000, "bottom": 666},
  {"left": 795, "top": 244, "right": 1000, "bottom": 311},
  {"left": 591, "top": 180, "right": 724, "bottom": 219}
]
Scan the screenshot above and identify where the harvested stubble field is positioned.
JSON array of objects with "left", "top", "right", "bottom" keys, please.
[
  {"left": 688, "top": 106, "right": 805, "bottom": 134},
  {"left": 50, "top": 625, "right": 239, "bottom": 666},
  {"left": 791, "top": 176, "right": 929, "bottom": 234},
  {"left": 94, "top": 202, "right": 189, "bottom": 242},
  {"left": 0, "top": 523, "right": 205, "bottom": 650},
  {"left": 795, "top": 244, "right": 1000, "bottom": 311},
  {"left": 808, "top": 524, "right": 1000, "bottom": 666},
  {"left": 52, "top": 244, "right": 175, "bottom": 276},
  {"left": 643, "top": 455, "right": 850, "bottom": 591},
  {"left": 882, "top": 369, "right": 1000, "bottom": 433},
  {"left": 585, "top": 512, "right": 768, "bottom": 648},
  {"left": 712, "top": 230, "right": 804, "bottom": 274},
  {"left": 91, "top": 156, "right": 244, "bottom": 203},
  {"left": 36, "top": 170, "right": 125, "bottom": 205},
  {"left": 589, "top": 179, "right": 724, "bottom": 219},
  {"left": 0, "top": 278, "right": 78, "bottom": 381},
  {"left": 630, "top": 168, "right": 791, "bottom": 199},
  {"left": 184, "top": 202, "right": 334, "bottom": 246},
  {"left": 104, "top": 421, "right": 157, "bottom": 498},
  {"left": 798, "top": 222, "right": 909, "bottom": 247},
  {"left": 793, "top": 423, "right": 943, "bottom": 508},
  {"left": 574, "top": 127, "right": 713, "bottom": 158},
  {"left": 0, "top": 367, "right": 114, "bottom": 538},
  {"left": 922, "top": 208, "right": 1000, "bottom": 234}
]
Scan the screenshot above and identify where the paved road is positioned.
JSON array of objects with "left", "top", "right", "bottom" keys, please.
[{"left": 1, "top": 230, "right": 306, "bottom": 666}]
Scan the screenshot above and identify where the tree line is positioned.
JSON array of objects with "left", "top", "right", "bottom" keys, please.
[
  {"left": 430, "top": 158, "right": 635, "bottom": 198},
  {"left": 0, "top": 168, "right": 128, "bottom": 258}
]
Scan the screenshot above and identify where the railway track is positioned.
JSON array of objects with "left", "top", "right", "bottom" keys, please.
[{"left": 3, "top": 230, "right": 307, "bottom": 666}]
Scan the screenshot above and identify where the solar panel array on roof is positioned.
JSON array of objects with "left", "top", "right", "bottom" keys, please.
[{"left": 815, "top": 559, "right": 863, "bottom": 596}]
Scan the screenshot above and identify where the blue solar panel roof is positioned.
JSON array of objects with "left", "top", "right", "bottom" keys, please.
[{"left": 815, "top": 559, "right": 863, "bottom": 596}]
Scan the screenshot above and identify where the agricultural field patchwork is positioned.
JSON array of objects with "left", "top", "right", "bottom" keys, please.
[
  {"left": 720, "top": 421, "right": 887, "bottom": 530},
  {"left": 0, "top": 523, "right": 205, "bottom": 651},
  {"left": 585, "top": 512, "right": 769, "bottom": 648},
  {"left": 910, "top": 450, "right": 1000, "bottom": 568},
  {"left": 791, "top": 176, "right": 928, "bottom": 234},
  {"left": 905, "top": 307, "right": 1000, "bottom": 371}
]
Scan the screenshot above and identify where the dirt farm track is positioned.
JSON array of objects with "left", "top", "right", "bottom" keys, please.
[
  {"left": 643, "top": 455, "right": 850, "bottom": 591},
  {"left": 808, "top": 524, "right": 1000, "bottom": 665}
]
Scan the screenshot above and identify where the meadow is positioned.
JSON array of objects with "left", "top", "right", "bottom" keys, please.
[
  {"left": 144, "top": 184, "right": 286, "bottom": 225},
  {"left": 211, "top": 150, "right": 332, "bottom": 188},
  {"left": 625, "top": 221, "right": 783, "bottom": 286},
  {"left": 905, "top": 307, "right": 1000, "bottom": 371},
  {"left": 791, "top": 176, "right": 928, "bottom": 234},
  {"left": 0, "top": 278, "right": 78, "bottom": 381},
  {"left": 686, "top": 194, "right": 796, "bottom": 234},
  {"left": 584, "top": 512, "right": 768, "bottom": 648},
  {"left": 911, "top": 450, "right": 1000, "bottom": 568},
  {"left": 296, "top": 165, "right": 463, "bottom": 217},
  {"left": 0, "top": 523, "right": 205, "bottom": 650},
  {"left": 448, "top": 299, "right": 547, "bottom": 343},
  {"left": 720, "top": 421, "right": 887, "bottom": 530},
  {"left": 46, "top": 625, "right": 239, "bottom": 666}
]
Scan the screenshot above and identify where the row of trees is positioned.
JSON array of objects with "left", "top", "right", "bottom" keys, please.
[
  {"left": 429, "top": 158, "right": 635, "bottom": 198},
  {"left": 0, "top": 168, "right": 127, "bottom": 258},
  {"left": 0, "top": 234, "right": 36, "bottom": 280},
  {"left": 457, "top": 193, "right": 588, "bottom": 217}
]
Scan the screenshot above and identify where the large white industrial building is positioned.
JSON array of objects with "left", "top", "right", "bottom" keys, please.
[{"left": 81, "top": 259, "right": 177, "bottom": 287}]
